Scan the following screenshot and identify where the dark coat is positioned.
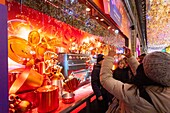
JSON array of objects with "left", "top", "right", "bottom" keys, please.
[
  {"left": 91, "top": 63, "right": 113, "bottom": 100},
  {"left": 91, "top": 63, "right": 113, "bottom": 113},
  {"left": 113, "top": 67, "right": 129, "bottom": 83}
]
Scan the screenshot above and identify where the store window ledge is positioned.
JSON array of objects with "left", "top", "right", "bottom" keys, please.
[{"left": 31, "top": 83, "right": 95, "bottom": 113}]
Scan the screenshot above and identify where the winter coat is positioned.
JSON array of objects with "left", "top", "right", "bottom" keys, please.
[
  {"left": 91, "top": 63, "right": 113, "bottom": 100},
  {"left": 113, "top": 67, "right": 130, "bottom": 83},
  {"left": 100, "top": 56, "right": 170, "bottom": 113}
]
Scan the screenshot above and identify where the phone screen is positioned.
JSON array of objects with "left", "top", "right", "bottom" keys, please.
[{"left": 116, "top": 47, "right": 124, "bottom": 54}]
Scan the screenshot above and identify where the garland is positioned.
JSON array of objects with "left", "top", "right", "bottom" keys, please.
[{"left": 12, "top": 0, "right": 114, "bottom": 38}]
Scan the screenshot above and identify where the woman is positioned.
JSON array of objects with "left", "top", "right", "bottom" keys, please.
[
  {"left": 100, "top": 46, "right": 170, "bottom": 113},
  {"left": 113, "top": 59, "right": 131, "bottom": 83}
]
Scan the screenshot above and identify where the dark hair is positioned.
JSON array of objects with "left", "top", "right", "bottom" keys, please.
[
  {"left": 128, "top": 64, "right": 165, "bottom": 92},
  {"left": 129, "top": 64, "right": 165, "bottom": 100},
  {"left": 132, "top": 64, "right": 162, "bottom": 87},
  {"left": 118, "top": 59, "right": 126, "bottom": 65},
  {"left": 138, "top": 53, "right": 146, "bottom": 63}
]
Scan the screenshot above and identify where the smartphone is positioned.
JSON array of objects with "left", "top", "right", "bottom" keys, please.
[{"left": 116, "top": 47, "right": 125, "bottom": 54}]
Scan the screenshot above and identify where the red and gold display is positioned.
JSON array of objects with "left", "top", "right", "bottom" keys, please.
[
  {"left": 7, "top": 1, "right": 111, "bottom": 68},
  {"left": 6, "top": 1, "right": 127, "bottom": 112}
]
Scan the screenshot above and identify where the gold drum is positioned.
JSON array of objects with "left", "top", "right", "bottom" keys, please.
[{"left": 36, "top": 85, "right": 59, "bottom": 113}]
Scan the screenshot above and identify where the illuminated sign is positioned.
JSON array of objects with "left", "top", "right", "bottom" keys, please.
[{"left": 110, "top": 0, "right": 122, "bottom": 26}]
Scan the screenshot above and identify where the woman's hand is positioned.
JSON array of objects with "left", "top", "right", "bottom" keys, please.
[
  {"left": 108, "top": 46, "right": 132, "bottom": 58},
  {"left": 123, "top": 46, "right": 132, "bottom": 58},
  {"left": 108, "top": 46, "right": 116, "bottom": 57}
]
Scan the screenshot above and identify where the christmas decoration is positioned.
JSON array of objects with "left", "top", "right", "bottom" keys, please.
[
  {"left": 147, "top": 0, "right": 170, "bottom": 51},
  {"left": 8, "top": 0, "right": 115, "bottom": 38}
]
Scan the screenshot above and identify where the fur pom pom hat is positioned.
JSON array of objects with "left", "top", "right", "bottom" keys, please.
[{"left": 143, "top": 52, "right": 170, "bottom": 86}]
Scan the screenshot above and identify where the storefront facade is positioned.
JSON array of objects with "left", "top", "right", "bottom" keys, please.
[{"left": 0, "top": 0, "right": 143, "bottom": 112}]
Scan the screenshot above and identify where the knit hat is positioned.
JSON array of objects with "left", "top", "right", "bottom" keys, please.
[
  {"left": 143, "top": 52, "right": 170, "bottom": 86},
  {"left": 97, "top": 54, "right": 104, "bottom": 63}
]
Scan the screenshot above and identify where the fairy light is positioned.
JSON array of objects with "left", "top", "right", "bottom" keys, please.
[
  {"left": 100, "top": 18, "right": 104, "bottom": 21},
  {"left": 86, "top": 7, "right": 91, "bottom": 12},
  {"left": 107, "top": 26, "right": 111, "bottom": 29},
  {"left": 147, "top": 0, "right": 170, "bottom": 51}
]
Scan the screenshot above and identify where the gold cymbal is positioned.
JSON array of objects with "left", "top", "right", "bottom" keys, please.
[
  {"left": 35, "top": 43, "right": 47, "bottom": 58},
  {"left": 8, "top": 36, "right": 34, "bottom": 65},
  {"left": 28, "top": 31, "right": 40, "bottom": 47}
]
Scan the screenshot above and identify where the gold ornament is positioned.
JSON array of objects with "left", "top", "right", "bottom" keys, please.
[{"left": 28, "top": 31, "right": 40, "bottom": 47}]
